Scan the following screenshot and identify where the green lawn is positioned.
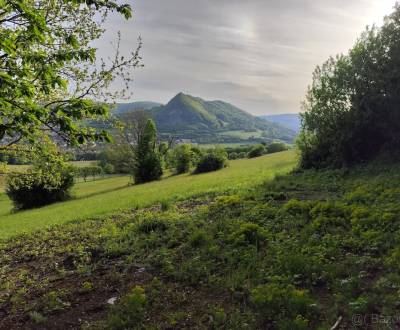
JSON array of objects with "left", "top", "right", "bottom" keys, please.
[{"left": 0, "top": 151, "right": 297, "bottom": 239}]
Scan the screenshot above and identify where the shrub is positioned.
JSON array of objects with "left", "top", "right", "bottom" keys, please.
[
  {"left": 194, "top": 148, "right": 227, "bottom": 174},
  {"left": 133, "top": 119, "right": 163, "bottom": 184},
  {"left": 267, "top": 142, "right": 288, "bottom": 154},
  {"left": 171, "top": 144, "right": 193, "bottom": 174},
  {"left": 6, "top": 164, "right": 74, "bottom": 210},
  {"left": 133, "top": 152, "right": 163, "bottom": 184},
  {"left": 230, "top": 223, "right": 269, "bottom": 249},
  {"left": 137, "top": 217, "right": 168, "bottom": 234},
  {"left": 248, "top": 145, "right": 266, "bottom": 158},
  {"left": 102, "top": 163, "right": 115, "bottom": 174}
]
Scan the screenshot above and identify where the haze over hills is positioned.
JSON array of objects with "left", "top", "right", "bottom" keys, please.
[
  {"left": 260, "top": 114, "right": 301, "bottom": 133},
  {"left": 113, "top": 101, "right": 162, "bottom": 115},
  {"left": 114, "top": 93, "right": 297, "bottom": 144}
]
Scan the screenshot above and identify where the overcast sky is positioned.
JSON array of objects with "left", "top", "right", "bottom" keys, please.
[{"left": 97, "top": 0, "right": 397, "bottom": 115}]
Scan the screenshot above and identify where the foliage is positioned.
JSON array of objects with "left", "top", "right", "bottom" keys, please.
[
  {"left": 0, "top": 0, "right": 138, "bottom": 152},
  {"left": 75, "top": 166, "right": 103, "bottom": 181},
  {"left": 247, "top": 144, "right": 266, "bottom": 158},
  {"left": 99, "top": 143, "right": 135, "bottom": 174},
  {"left": 299, "top": 5, "right": 400, "bottom": 168},
  {"left": 169, "top": 144, "right": 194, "bottom": 174},
  {"left": 133, "top": 119, "right": 163, "bottom": 184},
  {"left": 6, "top": 158, "right": 74, "bottom": 210},
  {"left": 267, "top": 142, "right": 289, "bottom": 154},
  {"left": 0, "top": 151, "right": 296, "bottom": 239},
  {"left": 251, "top": 283, "right": 315, "bottom": 328},
  {"left": 194, "top": 147, "right": 228, "bottom": 174},
  {"left": 106, "top": 286, "right": 147, "bottom": 329},
  {"left": 2, "top": 159, "right": 400, "bottom": 328}
]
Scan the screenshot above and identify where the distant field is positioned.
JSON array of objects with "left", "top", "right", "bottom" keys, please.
[
  {"left": 0, "top": 151, "right": 297, "bottom": 239},
  {"left": 219, "top": 130, "right": 264, "bottom": 139}
]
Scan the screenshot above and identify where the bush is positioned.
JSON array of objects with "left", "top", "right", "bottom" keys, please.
[
  {"left": 133, "top": 152, "right": 163, "bottom": 184},
  {"left": 267, "top": 142, "right": 288, "bottom": 154},
  {"left": 6, "top": 165, "right": 74, "bottom": 210},
  {"left": 248, "top": 145, "right": 266, "bottom": 158},
  {"left": 102, "top": 163, "right": 115, "bottom": 174},
  {"left": 194, "top": 148, "right": 227, "bottom": 174},
  {"left": 170, "top": 144, "right": 193, "bottom": 174}
]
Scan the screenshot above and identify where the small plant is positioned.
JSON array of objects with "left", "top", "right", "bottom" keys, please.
[
  {"left": 230, "top": 223, "right": 269, "bottom": 249},
  {"left": 28, "top": 311, "right": 47, "bottom": 324},
  {"left": 106, "top": 286, "right": 147, "bottom": 329},
  {"left": 81, "top": 281, "right": 94, "bottom": 293},
  {"left": 189, "top": 228, "right": 208, "bottom": 247},
  {"left": 137, "top": 217, "right": 168, "bottom": 234},
  {"left": 160, "top": 200, "right": 171, "bottom": 211}
]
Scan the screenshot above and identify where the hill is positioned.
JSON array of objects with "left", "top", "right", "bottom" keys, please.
[
  {"left": 2, "top": 155, "right": 400, "bottom": 328},
  {"left": 0, "top": 151, "right": 297, "bottom": 238},
  {"left": 113, "top": 101, "right": 162, "bottom": 115},
  {"left": 260, "top": 113, "right": 301, "bottom": 133},
  {"left": 115, "top": 93, "right": 297, "bottom": 144}
]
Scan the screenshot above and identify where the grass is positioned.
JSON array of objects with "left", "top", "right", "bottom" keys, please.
[
  {"left": 219, "top": 130, "right": 264, "bottom": 139},
  {"left": 0, "top": 150, "right": 297, "bottom": 240},
  {"left": 2, "top": 158, "right": 400, "bottom": 328}
]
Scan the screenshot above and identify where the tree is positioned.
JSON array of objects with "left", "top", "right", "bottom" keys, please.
[
  {"left": 298, "top": 4, "right": 400, "bottom": 168},
  {"left": 0, "top": 0, "right": 139, "bottom": 154},
  {"left": 133, "top": 119, "right": 163, "bottom": 183}
]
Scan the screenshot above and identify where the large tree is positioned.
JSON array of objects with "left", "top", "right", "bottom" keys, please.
[
  {"left": 298, "top": 4, "right": 400, "bottom": 168},
  {"left": 0, "top": 0, "right": 139, "bottom": 154}
]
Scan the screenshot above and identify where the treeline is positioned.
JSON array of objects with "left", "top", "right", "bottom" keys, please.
[
  {"left": 298, "top": 4, "right": 400, "bottom": 168},
  {"left": 227, "top": 142, "right": 289, "bottom": 160}
]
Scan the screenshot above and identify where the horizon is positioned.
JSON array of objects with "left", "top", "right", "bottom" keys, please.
[
  {"left": 115, "top": 92, "right": 300, "bottom": 116},
  {"left": 97, "top": 0, "right": 397, "bottom": 116}
]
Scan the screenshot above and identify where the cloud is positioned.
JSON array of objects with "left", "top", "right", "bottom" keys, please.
[{"left": 96, "top": 0, "right": 397, "bottom": 115}]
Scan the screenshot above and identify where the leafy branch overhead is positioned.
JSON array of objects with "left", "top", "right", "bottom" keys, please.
[{"left": 0, "top": 0, "right": 140, "bottom": 150}]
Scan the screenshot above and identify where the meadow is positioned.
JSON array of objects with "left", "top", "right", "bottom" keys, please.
[
  {"left": 0, "top": 150, "right": 297, "bottom": 240},
  {"left": 2, "top": 156, "right": 400, "bottom": 329}
]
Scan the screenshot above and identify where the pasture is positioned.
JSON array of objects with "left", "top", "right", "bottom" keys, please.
[{"left": 0, "top": 150, "right": 297, "bottom": 239}]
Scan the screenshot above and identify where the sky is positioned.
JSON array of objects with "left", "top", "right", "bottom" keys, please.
[{"left": 97, "top": 0, "right": 398, "bottom": 115}]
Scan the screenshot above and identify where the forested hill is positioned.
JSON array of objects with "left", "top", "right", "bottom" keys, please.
[{"left": 113, "top": 93, "right": 297, "bottom": 143}]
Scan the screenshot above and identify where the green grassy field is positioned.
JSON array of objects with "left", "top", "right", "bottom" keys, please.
[
  {"left": 0, "top": 151, "right": 296, "bottom": 239},
  {"left": 2, "top": 157, "right": 400, "bottom": 328}
]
